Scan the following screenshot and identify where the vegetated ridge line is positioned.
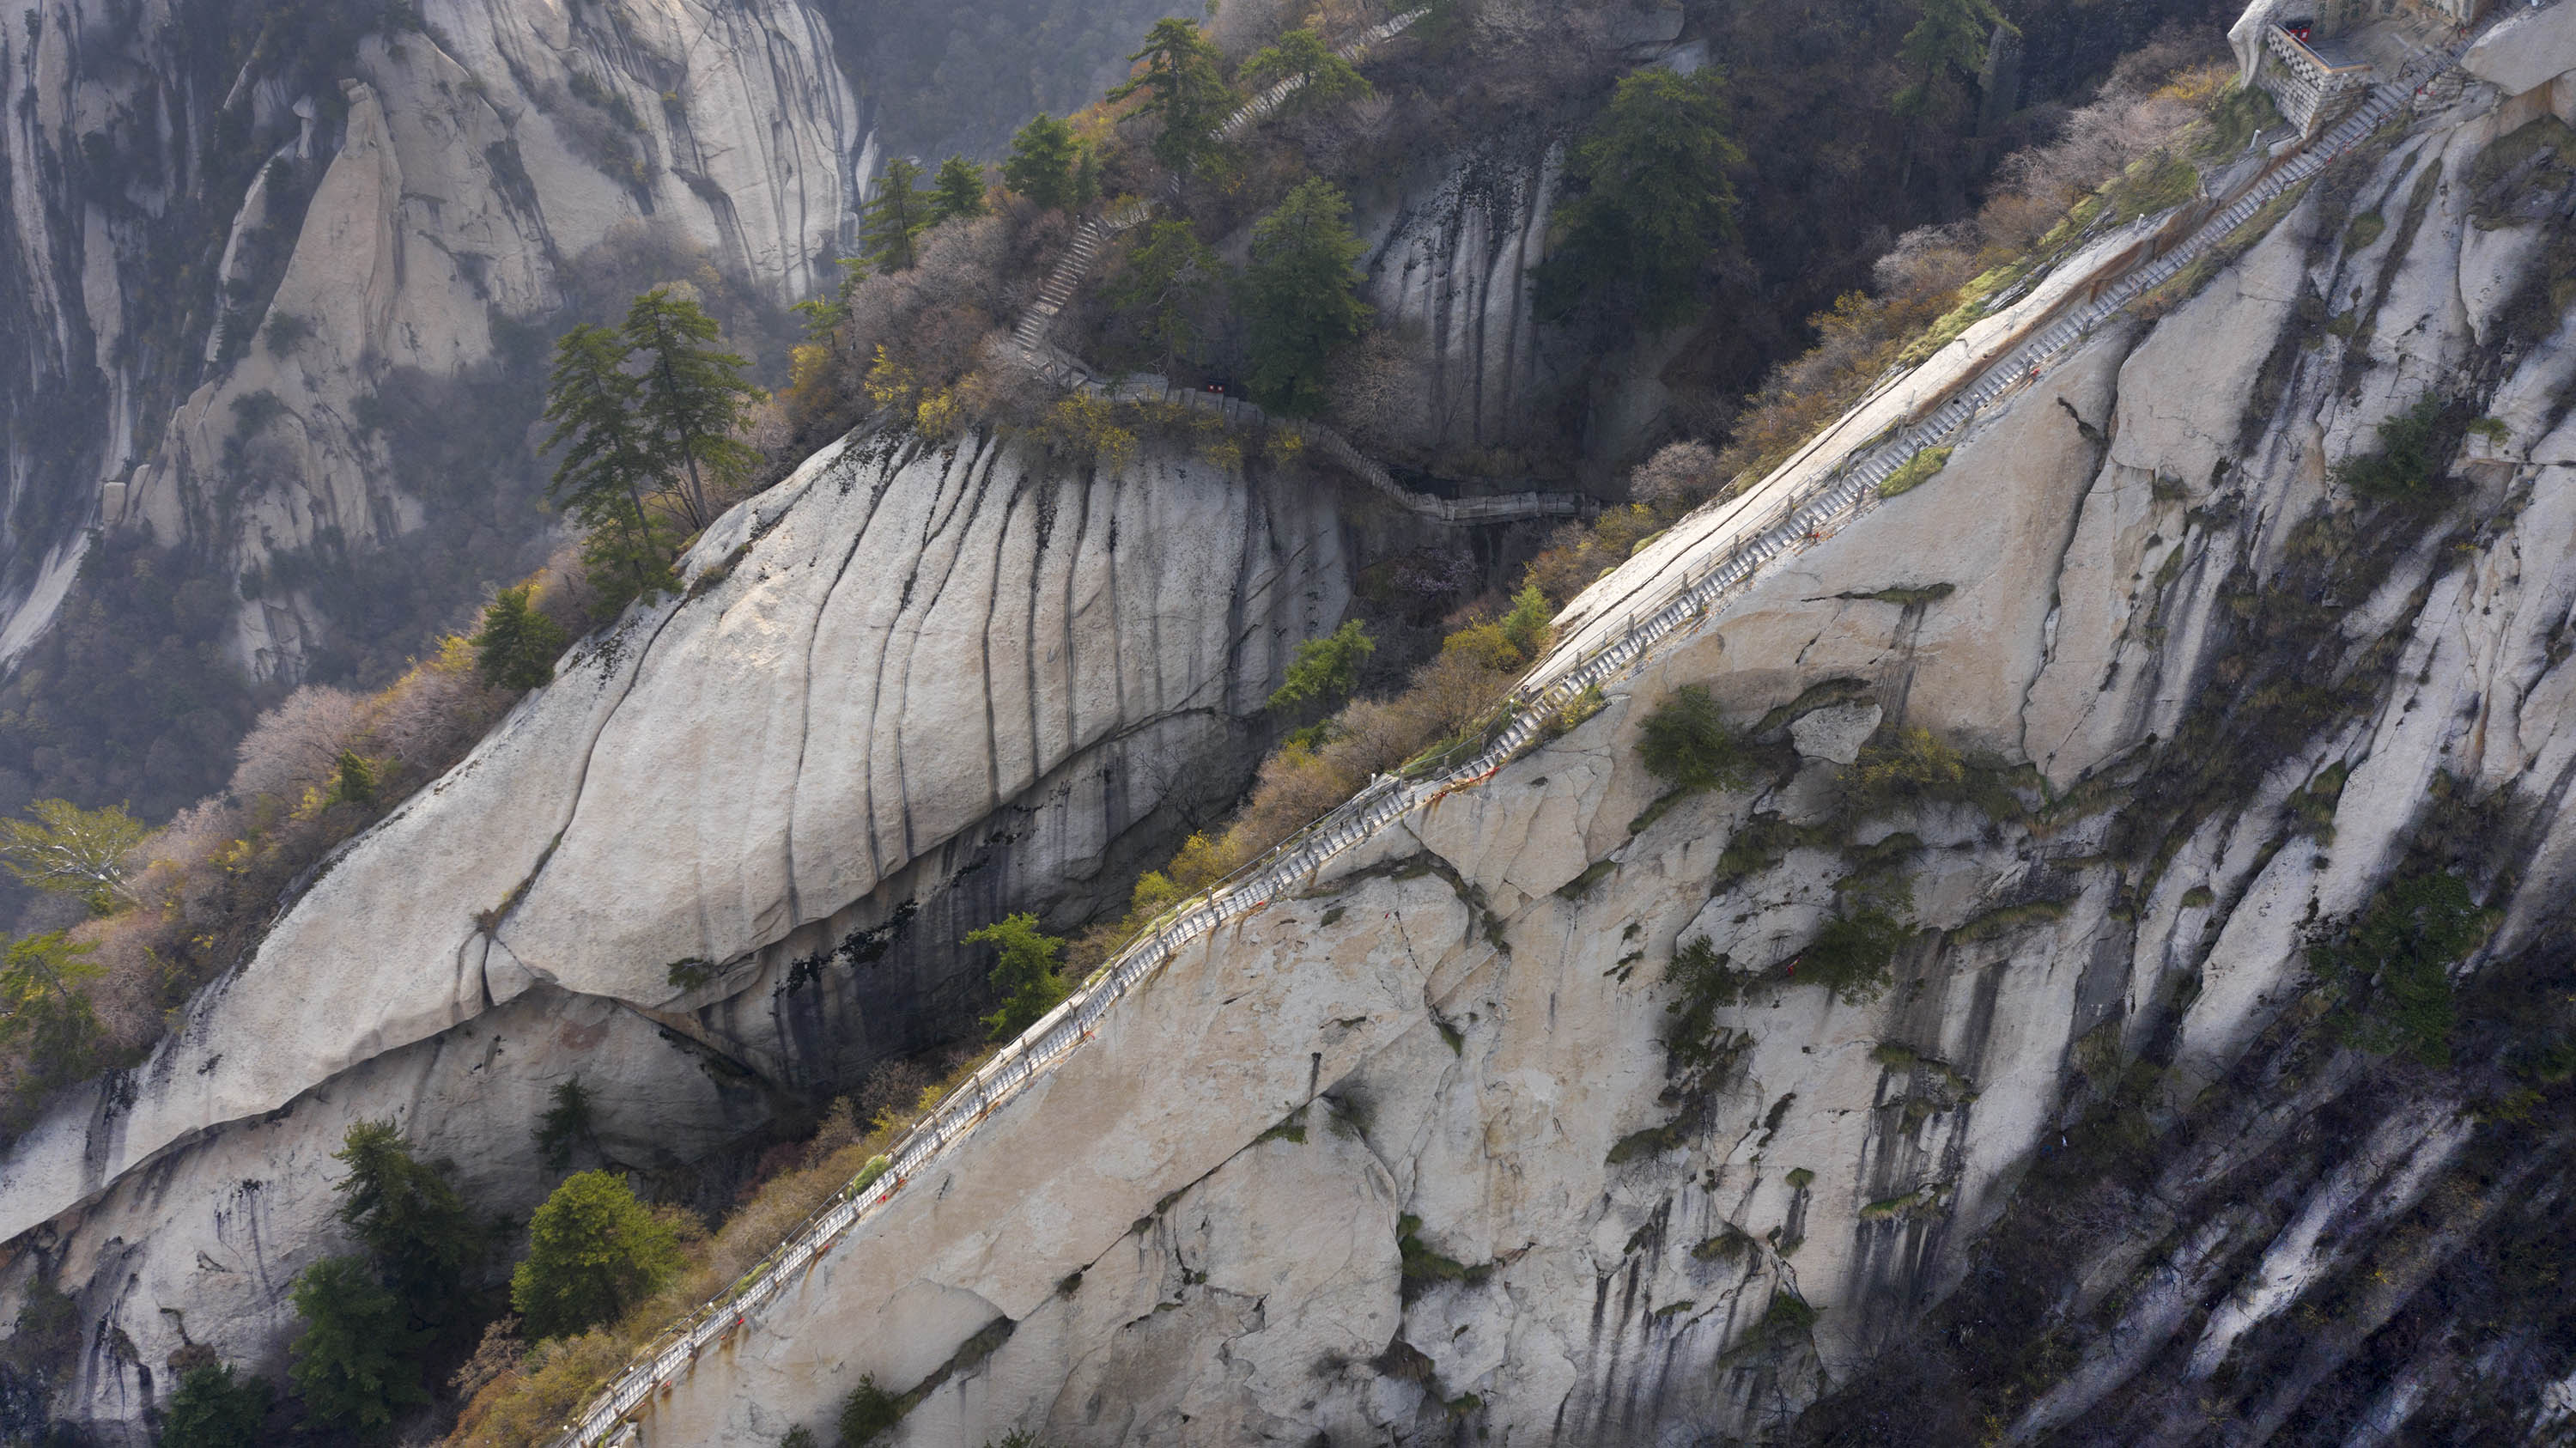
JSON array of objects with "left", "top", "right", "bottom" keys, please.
[
  {"left": 545, "top": 33, "right": 2473, "bottom": 1448},
  {"left": 998, "top": 7, "right": 1583, "bottom": 526}
]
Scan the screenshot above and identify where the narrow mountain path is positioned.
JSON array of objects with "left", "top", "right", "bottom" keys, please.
[{"left": 549, "top": 27, "right": 2479, "bottom": 1447}]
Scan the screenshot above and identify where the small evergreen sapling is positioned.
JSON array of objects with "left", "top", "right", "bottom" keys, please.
[
  {"left": 860, "top": 156, "right": 933, "bottom": 274},
  {"left": 966, "top": 913, "right": 1069, "bottom": 1039},
  {"left": 929, "top": 155, "right": 989, "bottom": 224},
  {"left": 536, "top": 1076, "right": 597, "bottom": 1171},
  {"left": 159, "top": 1360, "right": 275, "bottom": 1448},
  {"left": 471, "top": 585, "right": 569, "bottom": 691}
]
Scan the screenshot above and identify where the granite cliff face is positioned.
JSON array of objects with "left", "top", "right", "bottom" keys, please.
[
  {"left": 594, "top": 47, "right": 2576, "bottom": 1447},
  {"left": 0, "top": 429, "right": 1397, "bottom": 1439},
  {"left": 0, "top": 0, "right": 866, "bottom": 681}
]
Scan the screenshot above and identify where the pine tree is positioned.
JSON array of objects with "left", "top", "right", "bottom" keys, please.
[
  {"left": 0, "top": 799, "right": 145, "bottom": 914},
  {"left": 1533, "top": 69, "right": 1744, "bottom": 327},
  {"left": 1108, "top": 18, "right": 1231, "bottom": 173},
  {"left": 621, "top": 288, "right": 762, "bottom": 531},
  {"left": 289, "top": 1256, "right": 426, "bottom": 1439},
  {"left": 1237, "top": 179, "right": 1371, "bottom": 417},
  {"left": 535, "top": 1076, "right": 596, "bottom": 1171},
  {"left": 1003, "top": 113, "right": 1081, "bottom": 210},
  {"left": 471, "top": 585, "right": 570, "bottom": 691},
  {"left": 929, "top": 155, "right": 988, "bottom": 224},
  {"left": 160, "top": 1362, "right": 275, "bottom": 1448},
  {"left": 860, "top": 156, "right": 933, "bottom": 274},
  {"left": 0, "top": 931, "right": 103, "bottom": 1107},
  {"left": 1107, "top": 220, "right": 1222, "bottom": 377},
  {"left": 577, "top": 492, "right": 683, "bottom": 615},
  {"left": 1893, "top": 0, "right": 2008, "bottom": 121},
  {"left": 965, "top": 912, "right": 1068, "bottom": 1039},
  {"left": 542, "top": 321, "right": 665, "bottom": 599},
  {"left": 331, "top": 1121, "right": 481, "bottom": 1335},
  {"left": 510, "top": 1171, "right": 683, "bottom": 1340},
  {"left": 1239, "top": 28, "right": 1371, "bottom": 114}
]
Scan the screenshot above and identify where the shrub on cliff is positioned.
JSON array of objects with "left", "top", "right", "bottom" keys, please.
[
  {"left": 1637, "top": 685, "right": 1753, "bottom": 797},
  {"left": 2312, "top": 872, "right": 2493, "bottom": 1068},
  {"left": 1534, "top": 68, "right": 1743, "bottom": 326},
  {"left": 1268, "top": 620, "right": 1375, "bottom": 713},
  {"left": 160, "top": 1360, "right": 276, "bottom": 1448},
  {"left": 839, "top": 1373, "right": 904, "bottom": 1445},
  {"left": 289, "top": 1255, "right": 428, "bottom": 1439},
  {"left": 2333, "top": 394, "right": 2454, "bottom": 506},
  {"left": 332, "top": 1120, "right": 482, "bottom": 1337},
  {"left": 1799, "top": 910, "right": 1910, "bottom": 1004},
  {"left": 511, "top": 1171, "right": 687, "bottom": 1341},
  {"left": 968, "top": 913, "right": 1071, "bottom": 1040},
  {"left": 471, "top": 585, "right": 570, "bottom": 692}
]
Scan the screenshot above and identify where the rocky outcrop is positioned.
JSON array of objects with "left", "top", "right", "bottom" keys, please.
[
  {"left": 79, "top": 0, "right": 863, "bottom": 680},
  {"left": 596, "top": 64, "right": 2576, "bottom": 1446},
  {"left": 1352, "top": 131, "right": 1567, "bottom": 464},
  {"left": 0, "top": 429, "right": 1391, "bottom": 1440}
]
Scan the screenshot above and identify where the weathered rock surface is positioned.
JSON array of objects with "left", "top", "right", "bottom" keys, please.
[
  {"left": 0, "top": 0, "right": 866, "bottom": 681},
  {"left": 0, "top": 430, "right": 1382, "bottom": 1439},
  {"left": 596, "top": 71, "right": 2576, "bottom": 1446},
  {"left": 1353, "top": 131, "right": 1568, "bottom": 463}
]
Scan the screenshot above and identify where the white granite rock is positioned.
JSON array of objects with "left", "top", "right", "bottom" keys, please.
[{"left": 1789, "top": 702, "right": 1883, "bottom": 764}]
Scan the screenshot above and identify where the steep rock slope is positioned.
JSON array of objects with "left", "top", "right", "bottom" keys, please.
[
  {"left": 607, "top": 63, "right": 2576, "bottom": 1448},
  {"left": 0, "top": 0, "right": 865, "bottom": 681},
  {"left": 1352, "top": 130, "right": 1566, "bottom": 463},
  {"left": 0, "top": 430, "right": 1384, "bottom": 1439}
]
